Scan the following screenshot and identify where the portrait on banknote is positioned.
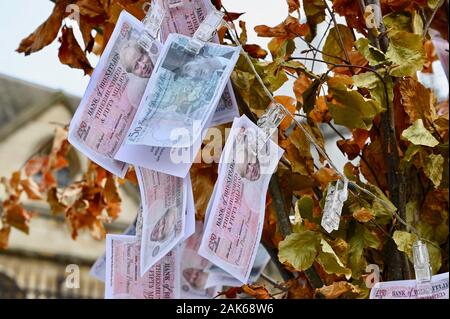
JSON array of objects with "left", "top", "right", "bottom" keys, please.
[
  {"left": 199, "top": 115, "right": 283, "bottom": 283},
  {"left": 68, "top": 11, "right": 161, "bottom": 177}
]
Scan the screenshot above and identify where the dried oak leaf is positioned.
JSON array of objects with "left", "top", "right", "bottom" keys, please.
[
  {"left": 286, "top": 277, "right": 314, "bottom": 299},
  {"left": 17, "top": 0, "right": 70, "bottom": 55},
  {"left": 332, "top": 0, "right": 366, "bottom": 34},
  {"left": 3, "top": 203, "right": 33, "bottom": 235},
  {"left": 255, "top": 15, "right": 309, "bottom": 39},
  {"left": 58, "top": 26, "right": 93, "bottom": 75},
  {"left": 313, "top": 167, "right": 339, "bottom": 188},
  {"left": 240, "top": 285, "right": 271, "bottom": 299},
  {"left": 398, "top": 77, "right": 435, "bottom": 125}
]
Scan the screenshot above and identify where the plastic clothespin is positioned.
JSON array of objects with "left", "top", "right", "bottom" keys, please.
[
  {"left": 137, "top": 1, "right": 166, "bottom": 52},
  {"left": 321, "top": 178, "right": 348, "bottom": 233},
  {"left": 256, "top": 103, "right": 286, "bottom": 150},
  {"left": 185, "top": 9, "right": 224, "bottom": 54},
  {"left": 167, "top": 0, "right": 184, "bottom": 8},
  {"left": 413, "top": 240, "right": 433, "bottom": 298}
]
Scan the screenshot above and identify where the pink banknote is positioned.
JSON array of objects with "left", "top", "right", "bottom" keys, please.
[
  {"left": 68, "top": 11, "right": 161, "bottom": 177},
  {"left": 370, "top": 272, "right": 449, "bottom": 299},
  {"left": 199, "top": 115, "right": 283, "bottom": 283},
  {"left": 105, "top": 234, "right": 180, "bottom": 299},
  {"left": 136, "top": 168, "right": 186, "bottom": 276}
]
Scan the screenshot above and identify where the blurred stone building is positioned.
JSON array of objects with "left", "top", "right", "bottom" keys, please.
[{"left": 0, "top": 74, "right": 139, "bottom": 298}]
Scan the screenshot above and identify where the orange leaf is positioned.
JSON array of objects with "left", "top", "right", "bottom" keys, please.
[
  {"left": 274, "top": 96, "right": 296, "bottom": 131},
  {"left": 287, "top": 0, "right": 300, "bottom": 13},
  {"left": 313, "top": 167, "right": 339, "bottom": 187},
  {"left": 243, "top": 44, "right": 268, "bottom": 59},
  {"left": 76, "top": 0, "right": 105, "bottom": 18},
  {"left": 315, "top": 281, "right": 360, "bottom": 299},
  {"left": 58, "top": 26, "right": 93, "bottom": 75},
  {"left": 337, "top": 139, "right": 360, "bottom": 160},
  {"left": 352, "top": 208, "right": 374, "bottom": 223},
  {"left": 24, "top": 156, "right": 46, "bottom": 177},
  {"left": 293, "top": 73, "right": 312, "bottom": 104},
  {"left": 16, "top": 0, "right": 70, "bottom": 55},
  {"left": 4, "top": 204, "right": 32, "bottom": 234},
  {"left": 21, "top": 178, "right": 42, "bottom": 200},
  {"left": 240, "top": 284, "right": 271, "bottom": 299},
  {"left": 309, "top": 96, "right": 331, "bottom": 123},
  {"left": 255, "top": 15, "right": 309, "bottom": 39},
  {"left": 0, "top": 227, "right": 11, "bottom": 250}
]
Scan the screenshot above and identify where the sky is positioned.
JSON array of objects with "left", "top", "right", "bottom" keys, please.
[{"left": 0, "top": 0, "right": 299, "bottom": 97}]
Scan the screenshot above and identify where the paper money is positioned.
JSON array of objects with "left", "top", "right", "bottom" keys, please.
[
  {"left": 158, "top": 0, "right": 239, "bottom": 126},
  {"left": 136, "top": 167, "right": 186, "bottom": 276},
  {"left": 184, "top": 174, "right": 196, "bottom": 240},
  {"left": 370, "top": 272, "right": 449, "bottom": 299},
  {"left": 115, "top": 34, "right": 240, "bottom": 177},
  {"left": 68, "top": 11, "right": 161, "bottom": 177},
  {"left": 105, "top": 234, "right": 180, "bottom": 299},
  {"left": 180, "top": 221, "right": 222, "bottom": 298},
  {"left": 198, "top": 115, "right": 284, "bottom": 283},
  {"left": 89, "top": 216, "right": 137, "bottom": 282}
]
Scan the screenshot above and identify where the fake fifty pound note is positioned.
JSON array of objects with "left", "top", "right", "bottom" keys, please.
[
  {"left": 136, "top": 167, "right": 186, "bottom": 276},
  {"left": 68, "top": 11, "right": 161, "bottom": 177},
  {"left": 115, "top": 34, "right": 240, "bottom": 178},
  {"left": 158, "top": 0, "right": 239, "bottom": 126},
  {"left": 370, "top": 272, "right": 449, "bottom": 299},
  {"left": 105, "top": 234, "right": 180, "bottom": 299},
  {"left": 199, "top": 115, "right": 284, "bottom": 283}
]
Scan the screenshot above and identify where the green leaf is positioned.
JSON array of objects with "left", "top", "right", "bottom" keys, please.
[
  {"left": 354, "top": 38, "right": 386, "bottom": 66},
  {"left": 384, "top": 12, "right": 413, "bottom": 33},
  {"left": 317, "top": 238, "right": 352, "bottom": 279},
  {"left": 401, "top": 119, "right": 439, "bottom": 147},
  {"left": 428, "top": 0, "right": 441, "bottom": 9},
  {"left": 296, "top": 195, "right": 314, "bottom": 220},
  {"left": 303, "top": 0, "right": 327, "bottom": 41},
  {"left": 352, "top": 70, "right": 393, "bottom": 110},
  {"left": 322, "top": 24, "right": 354, "bottom": 66},
  {"left": 386, "top": 30, "right": 426, "bottom": 77},
  {"left": 412, "top": 11, "right": 423, "bottom": 35},
  {"left": 424, "top": 153, "right": 444, "bottom": 188},
  {"left": 348, "top": 223, "right": 380, "bottom": 277},
  {"left": 327, "top": 81, "right": 384, "bottom": 130},
  {"left": 278, "top": 230, "right": 320, "bottom": 271},
  {"left": 403, "top": 144, "right": 421, "bottom": 162}
]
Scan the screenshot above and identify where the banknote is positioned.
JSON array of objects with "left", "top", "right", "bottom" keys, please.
[
  {"left": 105, "top": 234, "right": 180, "bottom": 299},
  {"left": 184, "top": 174, "right": 196, "bottom": 240},
  {"left": 158, "top": 0, "right": 239, "bottom": 126},
  {"left": 136, "top": 167, "right": 186, "bottom": 276},
  {"left": 180, "top": 221, "right": 222, "bottom": 299},
  {"left": 115, "top": 34, "right": 240, "bottom": 177},
  {"left": 68, "top": 11, "right": 161, "bottom": 177},
  {"left": 370, "top": 272, "right": 449, "bottom": 299},
  {"left": 89, "top": 215, "right": 138, "bottom": 282},
  {"left": 198, "top": 115, "right": 284, "bottom": 283}
]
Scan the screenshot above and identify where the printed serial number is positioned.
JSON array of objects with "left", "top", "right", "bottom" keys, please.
[{"left": 220, "top": 303, "right": 274, "bottom": 314}]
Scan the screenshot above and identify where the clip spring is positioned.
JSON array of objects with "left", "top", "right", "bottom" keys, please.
[
  {"left": 185, "top": 10, "right": 224, "bottom": 54},
  {"left": 138, "top": 1, "right": 166, "bottom": 52}
]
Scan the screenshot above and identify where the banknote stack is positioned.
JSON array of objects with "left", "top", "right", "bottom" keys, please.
[{"left": 69, "top": 2, "right": 283, "bottom": 299}]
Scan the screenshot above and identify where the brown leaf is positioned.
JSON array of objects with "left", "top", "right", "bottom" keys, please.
[
  {"left": 223, "top": 12, "right": 245, "bottom": 22},
  {"left": 309, "top": 96, "right": 331, "bottom": 123},
  {"left": 337, "top": 139, "right": 360, "bottom": 160},
  {"left": 420, "top": 189, "right": 448, "bottom": 226},
  {"left": 76, "top": 0, "right": 105, "bottom": 18},
  {"left": 286, "top": 277, "right": 314, "bottom": 299},
  {"left": 17, "top": 0, "right": 70, "bottom": 55},
  {"left": 243, "top": 44, "right": 268, "bottom": 59},
  {"left": 313, "top": 167, "right": 339, "bottom": 187},
  {"left": 0, "top": 227, "right": 11, "bottom": 250},
  {"left": 58, "top": 26, "right": 93, "bottom": 75},
  {"left": 217, "top": 287, "right": 239, "bottom": 299},
  {"left": 20, "top": 178, "right": 42, "bottom": 200},
  {"left": 332, "top": 0, "right": 366, "bottom": 34},
  {"left": 47, "top": 187, "right": 67, "bottom": 215},
  {"left": 353, "top": 208, "right": 375, "bottom": 223},
  {"left": 287, "top": 0, "right": 300, "bottom": 13},
  {"left": 315, "top": 281, "right": 360, "bottom": 299},
  {"left": 398, "top": 77, "right": 435, "bottom": 125},
  {"left": 360, "top": 138, "right": 388, "bottom": 190},
  {"left": 4, "top": 204, "right": 32, "bottom": 234},
  {"left": 240, "top": 285, "right": 271, "bottom": 299},
  {"left": 190, "top": 164, "right": 217, "bottom": 220},
  {"left": 24, "top": 156, "right": 46, "bottom": 177},
  {"left": 255, "top": 15, "right": 309, "bottom": 39},
  {"left": 293, "top": 74, "right": 312, "bottom": 104},
  {"left": 104, "top": 175, "right": 122, "bottom": 219}
]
